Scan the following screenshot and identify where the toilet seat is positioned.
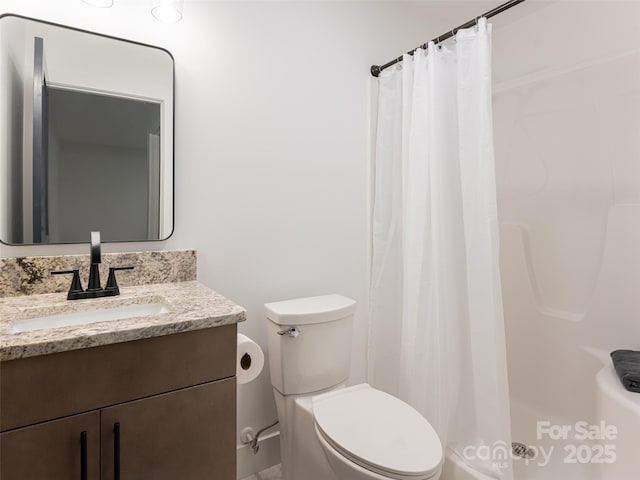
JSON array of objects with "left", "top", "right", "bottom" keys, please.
[{"left": 312, "top": 384, "right": 443, "bottom": 480}]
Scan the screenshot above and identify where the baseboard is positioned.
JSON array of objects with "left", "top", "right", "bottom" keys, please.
[{"left": 236, "top": 430, "right": 281, "bottom": 479}]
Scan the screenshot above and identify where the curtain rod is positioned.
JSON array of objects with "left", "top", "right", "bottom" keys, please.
[{"left": 370, "top": 0, "right": 527, "bottom": 77}]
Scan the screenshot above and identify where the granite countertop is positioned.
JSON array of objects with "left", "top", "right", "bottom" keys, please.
[{"left": 0, "top": 281, "right": 246, "bottom": 361}]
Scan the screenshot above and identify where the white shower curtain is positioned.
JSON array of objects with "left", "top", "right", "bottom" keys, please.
[{"left": 369, "top": 19, "right": 512, "bottom": 479}]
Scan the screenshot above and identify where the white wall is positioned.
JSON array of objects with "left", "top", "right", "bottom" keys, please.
[{"left": 0, "top": 0, "right": 477, "bottom": 476}]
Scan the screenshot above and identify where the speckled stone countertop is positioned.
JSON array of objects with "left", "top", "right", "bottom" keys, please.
[
  {"left": 0, "top": 250, "right": 197, "bottom": 297},
  {"left": 0, "top": 281, "right": 246, "bottom": 361}
]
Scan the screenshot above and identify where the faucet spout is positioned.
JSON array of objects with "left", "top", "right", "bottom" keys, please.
[
  {"left": 90, "top": 231, "right": 101, "bottom": 265},
  {"left": 87, "top": 231, "right": 101, "bottom": 291}
]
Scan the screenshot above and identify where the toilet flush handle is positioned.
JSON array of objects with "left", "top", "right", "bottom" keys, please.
[{"left": 277, "top": 327, "right": 300, "bottom": 338}]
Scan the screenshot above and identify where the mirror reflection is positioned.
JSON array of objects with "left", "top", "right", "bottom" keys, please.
[{"left": 0, "top": 15, "right": 174, "bottom": 244}]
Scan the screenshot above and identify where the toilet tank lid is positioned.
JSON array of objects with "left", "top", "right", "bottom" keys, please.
[{"left": 264, "top": 294, "right": 356, "bottom": 325}]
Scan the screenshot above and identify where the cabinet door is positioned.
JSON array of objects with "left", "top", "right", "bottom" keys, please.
[
  {"left": 101, "top": 377, "right": 236, "bottom": 480},
  {"left": 0, "top": 410, "right": 100, "bottom": 480}
]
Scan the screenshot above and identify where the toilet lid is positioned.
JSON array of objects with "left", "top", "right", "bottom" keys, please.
[{"left": 313, "top": 384, "right": 443, "bottom": 479}]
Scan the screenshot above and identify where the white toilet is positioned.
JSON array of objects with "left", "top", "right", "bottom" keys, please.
[{"left": 265, "top": 294, "right": 443, "bottom": 480}]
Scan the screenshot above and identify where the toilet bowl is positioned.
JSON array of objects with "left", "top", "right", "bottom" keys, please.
[
  {"left": 265, "top": 295, "right": 443, "bottom": 480},
  {"left": 314, "top": 384, "right": 443, "bottom": 480}
]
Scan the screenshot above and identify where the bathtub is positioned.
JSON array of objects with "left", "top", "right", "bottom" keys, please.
[
  {"left": 441, "top": 450, "right": 497, "bottom": 480},
  {"left": 595, "top": 362, "right": 640, "bottom": 479},
  {"left": 439, "top": 362, "right": 640, "bottom": 480},
  {"left": 496, "top": 203, "right": 640, "bottom": 480}
]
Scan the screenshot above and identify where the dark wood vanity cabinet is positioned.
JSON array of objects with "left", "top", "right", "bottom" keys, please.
[
  {"left": 0, "top": 411, "right": 101, "bottom": 479},
  {"left": 100, "top": 379, "right": 235, "bottom": 480},
  {"left": 0, "top": 325, "right": 237, "bottom": 480}
]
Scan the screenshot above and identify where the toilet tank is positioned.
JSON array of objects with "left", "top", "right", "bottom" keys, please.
[{"left": 265, "top": 295, "right": 356, "bottom": 395}]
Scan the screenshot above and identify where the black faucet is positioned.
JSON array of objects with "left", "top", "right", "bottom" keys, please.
[{"left": 51, "top": 231, "right": 134, "bottom": 300}]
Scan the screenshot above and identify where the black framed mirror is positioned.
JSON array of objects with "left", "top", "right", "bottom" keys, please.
[{"left": 0, "top": 14, "right": 174, "bottom": 244}]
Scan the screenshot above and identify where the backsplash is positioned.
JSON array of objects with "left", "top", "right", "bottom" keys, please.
[{"left": 0, "top": 250, "right": 196, "bottom": 297}]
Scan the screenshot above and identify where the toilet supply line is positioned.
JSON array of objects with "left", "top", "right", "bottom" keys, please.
[{"left": 242, "top": 420, "right": 279, "bottom": 454}]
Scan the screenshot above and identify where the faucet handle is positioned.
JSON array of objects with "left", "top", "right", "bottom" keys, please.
[
  {"left": 51, "top": 269, "right": 84, "bottom": 300},
  {"left": 105, "top": 266, "right": 134, "bottom": 294}
]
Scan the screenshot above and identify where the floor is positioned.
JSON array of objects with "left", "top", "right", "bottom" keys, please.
[{"left": 240, "top": 464, "right": 282, "bottom": 480}]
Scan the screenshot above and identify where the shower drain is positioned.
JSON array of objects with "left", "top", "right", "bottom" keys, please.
[{"left": 512, "top": 442, "right": 536, "bottom": 459}]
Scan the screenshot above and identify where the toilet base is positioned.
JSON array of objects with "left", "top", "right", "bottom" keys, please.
[{"left": 274, "top": 387, "right": 339, "bottom": 480}]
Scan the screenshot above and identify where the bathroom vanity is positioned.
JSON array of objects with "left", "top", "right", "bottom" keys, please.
[{"left": 0, "top": 256, "right": 245, "bottom": 480}]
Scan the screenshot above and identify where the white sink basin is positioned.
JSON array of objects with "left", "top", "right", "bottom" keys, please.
[{"left": 9, "top": 302, "right": 171, "bottom": 334}]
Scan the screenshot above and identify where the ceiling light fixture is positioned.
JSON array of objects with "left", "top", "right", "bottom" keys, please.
[
  {"left": 82, "top": 0, "right": 113, "bottom": 7},
  {"left": 151, "top": 0, "right": 184, "bottom": 23}
]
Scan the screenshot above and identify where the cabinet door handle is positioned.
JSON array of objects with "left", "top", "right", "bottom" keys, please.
[
  {"left": 114, "top": 422, "right": 121, "bottom": 480},
  {"left": 80, "top": 430, "right": 88, "bottom": 480}
]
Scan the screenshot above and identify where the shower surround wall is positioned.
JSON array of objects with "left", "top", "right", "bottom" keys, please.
[{"left": 492, "top": 2, "right": 640, "bottom": 478}]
